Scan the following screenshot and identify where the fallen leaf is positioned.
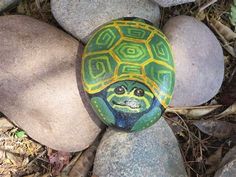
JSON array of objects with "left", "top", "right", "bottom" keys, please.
[
  {"left": 209, "top": 18, "right": 236, "bottom": 57},
  {"left": 193, "top": 120, "right": 236, "bottom": 139},
  {"left": 6, "top": 152, "right": 23, "bottom": 166},
  {"left": 215, "top": 102, "right": 236, "bottom": 119},
  {"left": 206, "top": 147, "right": 223, "bottom": 166},
  {"left": 166, "top": 105, "right": 222, "bottom": 119},
  {"left": 211, "top": 19, "right": 236, "bottom": 41},
  {"left": 214, "top": 146, "right": 236, "bottom": 177},
  {"left": 68, "top": 137, "right": 100, "bottom": 177},
  {"left": 48, "top": 151, "right": 70, "bottom": 176}
]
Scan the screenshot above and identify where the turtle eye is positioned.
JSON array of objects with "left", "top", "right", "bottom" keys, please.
[
  {"left": 114, "top": 86, "right": 125, "bottom": 95},
  {"left": 134, "top": 88, "right": 144, "bottom": 97}
]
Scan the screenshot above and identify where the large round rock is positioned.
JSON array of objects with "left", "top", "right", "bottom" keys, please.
[
  {"left": 163, "top": 16, "right": 224, "bottom": 107},
  {"left": 0, "top": 15, "right": 101, "bottom": 152},
  {"left": 51, "top": 0, "right": 160, "bottom": 43},
  {"left": 93, "top": 118, "right": 188, "bottom": 177}
]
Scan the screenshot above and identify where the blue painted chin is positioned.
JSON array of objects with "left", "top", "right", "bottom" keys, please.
[
  {"left": 109, "top": 98, "right": 164, "bottom": 131},
  {"left": 89, "top": 90, "right": 164, "bottom": 131}
]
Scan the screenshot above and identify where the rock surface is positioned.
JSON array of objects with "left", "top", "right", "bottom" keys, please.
[
  {"left": 0, "top": 0, "right": 19, "bottom": 12},
  {"left": 163, "top": 16, "right": 224, "bottom": 107},
  {"left": 51, "top": 0, "right": 160, "bottom": 43},
  {"left": 0, "top": 15, "right": 102, "bottom": 152},
  {"left": 151, "top": 0, "right": 195, "bottom": 7},
  {"left": 214, "top": 146, "right": 236, "bottom": 177},
  {"left": 93, "top": 118, "right": 187, "bottom": 177}
]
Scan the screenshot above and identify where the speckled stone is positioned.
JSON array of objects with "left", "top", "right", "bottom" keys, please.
[
  {"left": 51, "top": 0, "right": 160, "bottom": 43},
  {"left": 93, "top": 118, "right": 188, "bottom": 177},
  {"left": 0, "top": 0, "right": 19, "bottom": 12},
  {"left": 163, "top": 16, "right": 224, "bottom": 107},
  {"left": 151, "top": 0, "right": 195, "bottom": 7},
  {"left": 0, "top": 15, "right": 102, "bottom": 152}
]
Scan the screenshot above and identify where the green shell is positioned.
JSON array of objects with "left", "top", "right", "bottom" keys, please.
[{"left": 82, "top": 18, "right": 175, "bottom": 108}]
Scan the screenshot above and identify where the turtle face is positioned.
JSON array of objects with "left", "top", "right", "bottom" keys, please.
[{"left": 106, "top": 81, "right": 154, "bottom": 114}]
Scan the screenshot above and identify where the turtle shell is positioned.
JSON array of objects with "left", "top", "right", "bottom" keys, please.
[{"left": 82, "top": 18, "right": 175, "bottom": 108}]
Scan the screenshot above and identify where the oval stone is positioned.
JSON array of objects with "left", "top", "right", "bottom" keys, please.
[
  {"left": 93, "top": 118, "right": 188, "bottom": 177},
  {"left": 0, "top": 15, "right": 102, "bottom": 152},
  {"left": 51, "top": 0, "right": 160, "bottom": 43},
  {"left": 82, "top": 18, "right": 175, "bottom": 132},
  {"left": 163, "top": 16, "right": 224, "bottom": 107}
]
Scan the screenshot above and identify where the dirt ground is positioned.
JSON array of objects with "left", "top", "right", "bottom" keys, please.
[{"left": 0, "top": 0, "right": 236, "bottom": 177}]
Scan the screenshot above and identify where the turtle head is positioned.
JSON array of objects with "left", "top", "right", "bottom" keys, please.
[{"left": 106, "top": 81, "right": 154, "bottom": 114}]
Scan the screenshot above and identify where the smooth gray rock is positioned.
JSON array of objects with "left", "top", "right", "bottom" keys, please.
[
  {"left": 163, "top": 16, "right": 224, "bottom": 107},
  {"left": 151, "top": 0, "right": 195, "bottom": 7},
  {"left": 51, "top": 0, "right": 160, "bottom": 43},
  {"left": 0, "top": 0, "right": 19, "bottom": 12},
  {"left": 0, "top": 15, "right": 102, "bottom": 152},
  {"left": 93, "top": 118, "right": 187, "bottom": 177}
]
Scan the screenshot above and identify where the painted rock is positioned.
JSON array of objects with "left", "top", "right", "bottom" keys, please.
[
  {"left": 82, "top": 18, "right": 175, "bottom": 132},
  {"left": 0, "top": 0, "right": 19, "bottom": 12},
  {"left": 93, "top": 118, "right": 188, "bottom": 177},
  {"left": 163, "top": 16, "right": 224, "bottom": 107},
  {"left": 151, "top": 0, "right": 195, "bottom": 7},
  {"left": 51, "top": 0, "right": 160, "bottom": 43},
  {"left": 0, "top": 15, "right": 102, "bottom": 152}
]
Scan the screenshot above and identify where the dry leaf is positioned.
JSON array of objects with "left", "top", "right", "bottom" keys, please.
[
  {"left": 166, "top": 105, "right": 221, "bottom": 119},
  {"left": 214, "top": 146, "right": 236, "bottom": 177},
  {"left": 68, "top": 138, "right": 100, "bottom": 177},
  {"left": 219, "top": 146, "right": 236, "bottom": 168},
  {"left": 206, "top": 146, "right": 223, "bottom": 174},
  {"left": 211, "top": 19, "right": 236, "bottom": 41},
  {"left": 216, "top": 102, "right": 236, "bottom": 119},
  {"left": 60, "top": 152, "right": 82, "bottom": 176},
  {"left": 206, "top": 147, "right": 223, "bottom": 166},
  {"left": 48, "top": 151, "right": 70, "bottom": 176},
  {"left": 209, "top": 19, "right": 236, "bottom": 57},
  {"left": 68, "top": 146, "right": 97, "bottom": 177},
  {"left": 6, "top": 152, "right": 23, "bottom": 166},
  {"left": 193, "top": 120, "right": 236, "bottom": 139}
]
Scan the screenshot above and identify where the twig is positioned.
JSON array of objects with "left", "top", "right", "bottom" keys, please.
[
  {"left": 199, "top": 0, "right": 218, "bottom": 12},
  {"left": 27, "top": 150, "right": 47, "bottom": 167}
]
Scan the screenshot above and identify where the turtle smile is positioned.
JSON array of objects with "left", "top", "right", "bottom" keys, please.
[{"left": 112, "top": 100, "right": 141, "bottom": 109}]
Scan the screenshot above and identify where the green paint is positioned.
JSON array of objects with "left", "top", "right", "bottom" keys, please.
[
  {"left": 120, "top": 26, "right": 151, "bottom": 40},
  {"left": 91, "top": 97, "right": 115, "bottom": 125},
  {"left": 114, "top": 40, "right": 150, "bottom": 63},
  {"left": 106, "top": 81, "right": 154, "bottom": 113},
  {"left": 82, "top": 18, "right": 175, "bottom": 131},
  {"left": 86, "top": 27, "right": 121, "bottom": 53},
  {"left": 131, "top": 107, "right": 162, "bottom": 131}
]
